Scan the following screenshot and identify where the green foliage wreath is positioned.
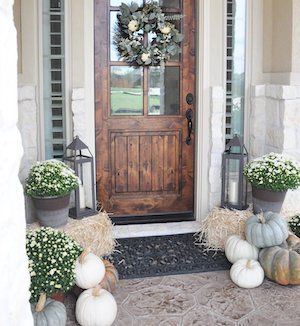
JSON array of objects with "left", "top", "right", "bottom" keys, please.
[{"left": 114, "top": 1, "right": 184, "bottom": 65}]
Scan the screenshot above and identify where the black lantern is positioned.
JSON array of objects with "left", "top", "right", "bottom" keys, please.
[
  {"left": 221, "top": 135, "right": 248, "bottom": 210},
  {"left": 63, "top": 136, "right": 98, "bottom": 218}
]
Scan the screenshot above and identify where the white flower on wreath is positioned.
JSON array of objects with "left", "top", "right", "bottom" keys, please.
[
  {"left": 141, "top": 52, "right": 150, "bottom": 62},
  {"left": 160, "top": 25, "right": 171, "bottom": 34},
  {"left": 128, "top": 20, "right": 139, "bottom": 32}
]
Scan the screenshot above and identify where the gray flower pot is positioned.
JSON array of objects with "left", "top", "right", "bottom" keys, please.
[
  {"left": 252, "top": 186, "right": 287, "bottom": 214},
  {"left": 31, "top": 193, "right": 70, "bottom": 228}
]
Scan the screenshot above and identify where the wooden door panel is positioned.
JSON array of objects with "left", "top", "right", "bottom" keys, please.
[
  {"left": 111, "top": 131, "right": 181, "bottom": 196},
  {"left": 95, "top": 0, "right": 195, "bottom": 222},
  {"left": 139, "top": 135, "right": 152, "bottom": 192},
  {"left": 128, "top": 135, "right": 139, "bottom": 192},
  {"left": 152, "top": 135, "right": 164, "bottom": 191}
]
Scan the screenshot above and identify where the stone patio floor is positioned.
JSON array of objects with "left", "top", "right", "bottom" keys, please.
[{"left": 65, "top": 269, "right": 300, "bottom": 326}]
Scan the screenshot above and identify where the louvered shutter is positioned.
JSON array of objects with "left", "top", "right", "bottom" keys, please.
[
  {"left": 43, "top": 0, "right": 66, "bottom": 159},
  {"left": 225, "top": 0, "right": 246, "bottom": 143}
]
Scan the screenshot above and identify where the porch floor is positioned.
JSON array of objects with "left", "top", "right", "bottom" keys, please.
[{"left": 65, "top": 270, "right": 300, "bottom": 325}]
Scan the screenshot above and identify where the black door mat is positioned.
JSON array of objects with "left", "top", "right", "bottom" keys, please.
[{"left": 109, "top": 233, "right": 231, "bottom": 279}]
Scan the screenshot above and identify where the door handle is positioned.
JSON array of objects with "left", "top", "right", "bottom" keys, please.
[{"left": 185, "top": 108, "right": 193, "bottom": 145}]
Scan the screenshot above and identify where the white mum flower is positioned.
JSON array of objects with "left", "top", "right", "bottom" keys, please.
[
  {"left": 160, "top": 25, "right": 171, "bottom": 34},
  {"left": 128, "top": 20, "right": 139, "bottom": 32},
  {"left": 141, "top": 52, "right": 150, "bottom": 62},
  {"left": 49, "top": 269, "right": 56, "bottom": 275}
]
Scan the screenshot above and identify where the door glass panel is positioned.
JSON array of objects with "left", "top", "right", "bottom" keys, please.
[
  {"left": 148, "top": 66, "right": 180, "bottom": 115},
  {"left": 159, "top": 0, "right": 180, "bottom": 8},
  {"left": 110, "top": 0, "right": 143, "bottom": 6},
  {"left": 111, "top": 66, "right": 143, "bottom": 115},
  {"left": 110, "top": 12, "right": 119, "bottom": 61}
]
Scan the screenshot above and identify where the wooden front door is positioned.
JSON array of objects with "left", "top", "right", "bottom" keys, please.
[{"left": 95, "top": 0, "right": 196, "bottom": 223}]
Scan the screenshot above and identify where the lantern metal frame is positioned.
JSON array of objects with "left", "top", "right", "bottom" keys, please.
[
  {"left": 221, "top": 134, "right": 248, "bottom": 210},
  {"left": 63, "top": 136, "right": 98, "bottom": 219}
]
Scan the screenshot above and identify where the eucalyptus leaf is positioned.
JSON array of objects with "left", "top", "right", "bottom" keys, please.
[
  {"left": 167, "top": 44, "right": 177, "bottom": 55},
  {"left": 144, "top": 24, "right": 151, "bottom": 32},
  {"left": 135, "top": 11, "right": 142, "bottom": 19},
  {"left": 149, "top": 13, "right": 156, "bottom": 20},
  {"left": 120, "top": 3, "right": 130, "bottom": 16},
  {"left": 173, "top": 33, "right": 184, "bottom": 43},
  {"left": 130, "top": 2, "right": 139, "bottom": 12}
]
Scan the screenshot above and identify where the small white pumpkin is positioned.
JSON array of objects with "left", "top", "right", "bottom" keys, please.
[
  {"left": 230, "top": 259, "right": 264, "bottom": 288},
  {"left": 75, "top": 286, "right": 117, "bottom": 326},
  {"left": 225, "top": 235, "right": 259, "bottom": 264},
  {"left": 75, "top": 250, "right": 106, "bottom": 289}
]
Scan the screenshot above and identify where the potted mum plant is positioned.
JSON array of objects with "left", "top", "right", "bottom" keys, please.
[
  {"left": 26, "top": 227, "right": 83, "bottom": 303},
  {"left": 243, "top": 152, "right": 300, "bottom": 213},
  {"left": 25, "top": 160, "right": 80, "bottom": 227},
  {"left": 289, "top": 213, "right": 300, "bottom": 237}
]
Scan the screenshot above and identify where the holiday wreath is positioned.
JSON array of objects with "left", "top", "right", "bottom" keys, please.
[{"left": 114, "top": 1, "right": 183, "bottom": 66}]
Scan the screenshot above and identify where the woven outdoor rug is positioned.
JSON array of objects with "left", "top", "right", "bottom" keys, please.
[{"left": 110, "top": 233, "right": 231, "bottom": 279}]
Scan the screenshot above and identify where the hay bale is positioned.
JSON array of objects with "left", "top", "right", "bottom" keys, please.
[
  {"left": 27, "top": 212, "right": 116, "bottom": 257},
  {"left": 195, "top": 207, "right": 253, "bottom": 251}
]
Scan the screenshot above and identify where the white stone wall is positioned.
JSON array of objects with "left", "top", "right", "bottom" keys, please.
[
  {"left": 72, "top": 88, "right": 87, "bottom": 141},
  {"left": 18, "top": 86, "right": 38, "bottom": 183},
  {"left": 71, "top": 88, "right": 94, "bottom": 208},
  {"left": 208, "top": 87, "right": 225, "bottom": 210},
  {"left": 0, "top": 1, "right": 33, "bottom": 324},
  {"left": 18, "top": 85, "right": 38, "bottom": 224},
  {"left": 251, "top": 84, "right": 300, "bottom": 216}
]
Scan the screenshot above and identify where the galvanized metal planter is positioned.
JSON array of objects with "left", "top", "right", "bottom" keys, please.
[
  {"left": 252, "top": 186, "right": 287, "bottom": 214},
  {"left": 31, "top": 193, "right": 70, "bottom": 228}
]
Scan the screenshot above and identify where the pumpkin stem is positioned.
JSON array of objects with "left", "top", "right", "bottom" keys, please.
[
  {"left": 79, "top": 248, "right": 90, "bottom": 264},
  {"left": 240, "top": 234, "right": 246, "bottom": 240},
  {"left": 258, "top": 214, "right": 266, "bottom": 224},
  {"left": 92, "top": 284, "right": 102, "bottom": 297},
  {"left": 246, "top": 260, "right": 252, "bottom": 269},
  {"left": 35, "top": 293, "right": 47, "bottom": 312}
]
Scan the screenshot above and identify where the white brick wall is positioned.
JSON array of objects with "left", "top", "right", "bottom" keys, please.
[
  {"left": 251, "top": 84, "right": 300, "bottom": 217},
  {"left": 0, "top": 1, "right": 33, "bottom": 324}
]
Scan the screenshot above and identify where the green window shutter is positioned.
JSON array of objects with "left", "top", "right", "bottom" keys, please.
[
  {"left": 43, "top": 0, "right": 66, "bottom": 159},
  {"left": 226, "top": 0, "right": 246, "bottom": 143}
]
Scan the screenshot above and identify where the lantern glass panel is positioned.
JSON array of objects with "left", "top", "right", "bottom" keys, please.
[
  {"left": 225, "top": 158, "right": 240, "bottom": 205},
  {"left": 74, "top": 161, "right": 93, "bottom": 209}
]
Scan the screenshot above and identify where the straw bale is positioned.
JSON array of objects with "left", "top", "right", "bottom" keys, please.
[
  {"left": 195, "top": 207, "right": 253, "bottom": 251},
  {"left": 27, "top": 212, "right": 116, "bottom": 257}
]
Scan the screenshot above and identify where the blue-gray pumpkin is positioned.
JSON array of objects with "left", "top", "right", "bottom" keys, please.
[
  {"left": 245, "top": 211, "right": 289, "bottom": 248},
  {"left": 31, "top": 293, "right": 67, "bottom": 326}
]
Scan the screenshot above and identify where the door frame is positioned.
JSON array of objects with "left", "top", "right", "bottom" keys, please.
[
  {"left": 94, "top": 0, "right": 197, "bottom": 224},
  {"left": 82, "top": 0, "right": 218, "bottom": 223}
]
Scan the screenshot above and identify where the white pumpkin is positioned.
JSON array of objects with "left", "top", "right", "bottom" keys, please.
[
  {"left": 225, "top": 235, "right": 259, "bottom": 264},
  {"left": 75, "top": 286, "right": 117, "bottom": 326},
  {"left": 230, "top": 259, "right": 264, "bottom": 288},
  {"left": 75, "top": 250, "right": 106, "bottom": 289}
]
